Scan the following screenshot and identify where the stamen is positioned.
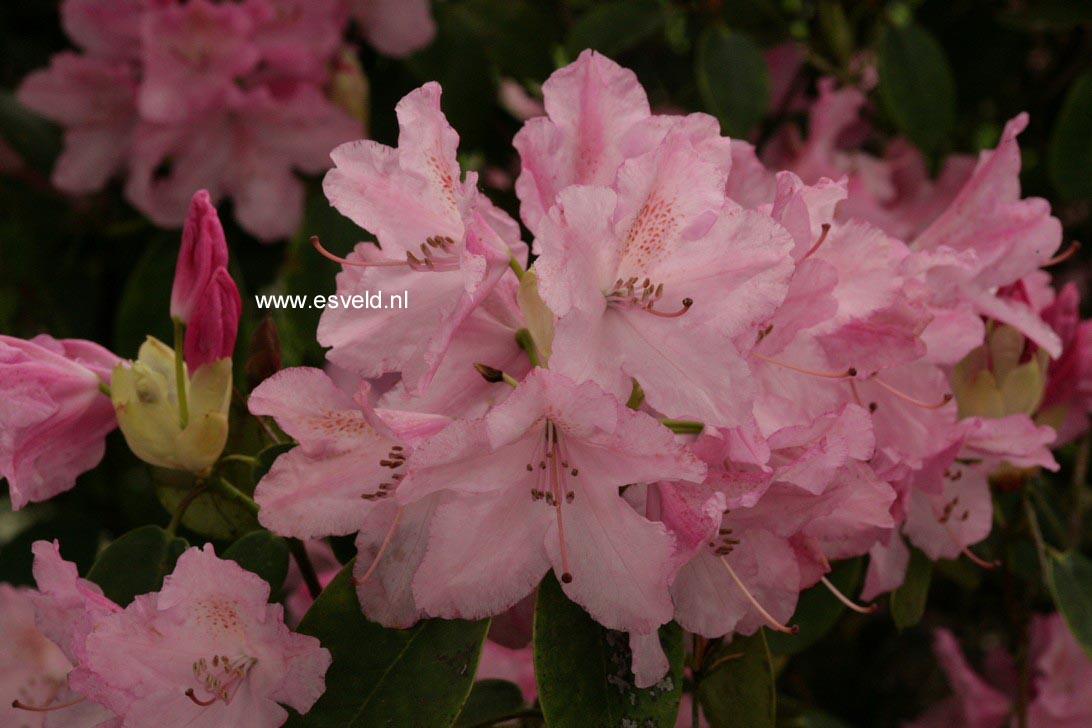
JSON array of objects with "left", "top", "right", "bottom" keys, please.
[
  {"left": 311, "top": 236, "right": 408, "bottom": 268},
  {"left": 719, "top": 556, "right": 798, "bottom": 634},
  {"left": 961, "top": 545, "right": 1000, "bottom": 570},
  {"left": 1043, "top": 241, "right": 1080, "bottom": 267},
  {"left": 801, "top": 223, "right": 831, "bottom": 260},
  {"left": 820, "top": 576, "right": 877, "bottom": 614},
  {"left": 548, "top": 422, "right": 573, "bottom": 584},
  {"left": 185, "top": 689, "right": 218, "bottom": 707},
  {"left": 752, "top": 352, "right": 856, "bottom": 379},
  {"left": 352, "top": 507, "right": 404, "bottom": 586},
  {"left": 642, "top": 298, "right": 693, "bottom": 318},
  {"left": 869, "top": 377, "right": 952, "bottom": 409},
  {"left": 12, "top": 696, "right": 86, "bottom": 712}
]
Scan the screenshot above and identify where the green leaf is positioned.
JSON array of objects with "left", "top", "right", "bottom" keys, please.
[
  {"left": 455, "top": 0, "right": 560, "bottom": 80},
  {"left": 254, "top": 442, "right": 296, "bottom": 483},
  {"left": 877, "top": 22, "right": 956, "bottom": 152},
  {"left": 890, "top": 546, "right": 933, "bottom": 630},
  {"left": 0, "top": 91, "right": 60, "bottom": 174},
  {"left": 1046, "top": 550, "right": 1092, "bottom": 659},
  {"left": 288, "top": 562, "right": 489, "bottom": 727},
  {"left": 533, "top": 573, "right": 684, "bottom": 728},
  {"left": 455, "top": 680, "right": 526, "bottom": 727},
  {"left": 695, "top": 26, "right": 770, "bottom": 138},
  {"left": 224, "top": 529, "right": 290, "bottom": 595},
  {"left": 566, "top": 0, "right": 665, "bottom": 58},
  {"left": 1048, "top": 71, "right": 1092, "bottom": 200},
  {"left": 154, "top": 469, "right": 259, "bottom": 540},
  {"left": 768, "top": 558, "right": 863, "bottom": 655},
  {"left": 788, "top": 710, "right": 856, "bottom": 728},
  {"left": 86, "top": 525, "right": 188, "bottom": 606},
  {"left": 697, "top": 631, "right": 776, "bottom": 728},
  {"left": 113, "top": 234, "right": 175, "bottom": 356}
]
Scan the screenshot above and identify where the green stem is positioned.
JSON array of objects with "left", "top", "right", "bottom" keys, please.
[
  {"left": 1070, "top": 435, "right": 1090, "bottom": 548},
  {"left": 1023, "top": 495, "right": 1051, "bottom": 584},
  {"left": 219, "top": 454, "right": 260, "bottom": 468},
  {"left": 659, "top": 418, "right": 704, "bottom": 435},
  {"left": 626, "top": 379, "right": 645, "bottom": 410},
  {"left": 172, "top": 318, "right": 189, "bottom": 429},
  {"left": 209, "top": 477, "right": 260, "bottom": 516},
  {"left": 167, "top": 481, "right": 207, "bottom": 538},
  {"left": 515, "top": 328, "right": 540, "bottom": 368},
  {"left": 288, "top": 538, "right": 323, "bottom": 600},
  {"left": 507, "top": 255, "right": 526, "bottom": 281}
]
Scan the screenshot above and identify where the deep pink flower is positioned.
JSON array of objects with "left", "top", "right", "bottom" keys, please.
[
  {"left": 1038, "top": 282, "right": 1092, "bottom": 444},
  {"left": 170, "top": 190, "right": 229, "bottom": 324},
  {"left": 184, "top": 267, "right": 241, "bottom": 369},
  {"left": 0, "top": 335, "right": 119, "bottom": 510},
  {"left": 396, "top": 367, "right": 706, "bottom": 634}
]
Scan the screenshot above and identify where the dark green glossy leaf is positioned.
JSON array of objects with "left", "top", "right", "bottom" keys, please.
[
  {"left": 287, "top": 562, "right": 489, "bottom": 727},
  {"left": 698, "top": 630, "right": 776, "bottom": 728},
  {"left": 877, "top": 23, "right": 956, "bottom": 151},
  {"left": 768, "top": 558, "right": 863, "bottom": 655},
  {"left": 86, "top": 525, "right": 188, "bottom": 606},
  {"left": 890, "top": 546, "right": 932, "bottom": 630},
  {"left": 224, "top": 529, "right": 290, "bottom": 595},
  {"left": 1049, "top": 71, "right": 1092, "bottom": 200},
  {"left": 1047, "top": 550, "right": 1092, "bottom": 659},
  {"left": 455, "top": 680, "right": 526, "bottom": 727},
  {"left": 533, "top": 573, "right": 684, "bottom": 728},
  {"left": 254, "top": 442, "right": 296, "bottom": 483},
  {"left": 695, "top": 26, "right": 770, "bottom": 138},
  {"left": 566, "top": 0, "right": 665, "bottom": 58}
]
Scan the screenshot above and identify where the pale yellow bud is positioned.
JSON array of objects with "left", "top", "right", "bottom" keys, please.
[
  {"left": 516, "top": 268, "right": 554, "bottom": 365},
  {"left": 952, "top": 324, "right": 1048, "bottom": 419},
  {"left": 111, "top": 337, "right": 231, "bottom": 474}
]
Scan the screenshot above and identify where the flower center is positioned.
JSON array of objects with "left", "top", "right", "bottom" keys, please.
[
  {"left": 311, "top": 235, "right": 460, "bottom": 272},
  {"left": 527, "top": 420, "right": 577, "bottom": 583},
  {"left": 362, "top": 444, "right": 406, "bottom": 502},
  {"left": 605, "top": 277, "right": 692, "bottom": 318},
  {"left": 187, "top": 654, "right": 258, "bottom": 707}
]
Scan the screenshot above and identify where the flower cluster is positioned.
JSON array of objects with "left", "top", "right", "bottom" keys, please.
[
  {"left": 241, "top": 50, "right": 1088, "bottom": 687},
  {"left": 15, "top": 0, "right": 435, "bottom": 241},
  {"left": 906, "top": 614, "right": 1092, "bottom": 728}
]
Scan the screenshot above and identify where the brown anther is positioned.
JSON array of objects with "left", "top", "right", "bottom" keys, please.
[{"left": 566, "top": 491, "right": 575, "bottom": 503}]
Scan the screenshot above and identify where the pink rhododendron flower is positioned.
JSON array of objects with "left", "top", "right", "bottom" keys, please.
[
  {"left": 906, "top": 615, "right": 1092, "bottom": 728},
  {"left": 17, "top": 0, "right": 364, "bottom": 241},
  {"left": 475, "top": 640, "right": 537, "bottom": 703},
  {"left": 396, "top": 367, "right": 706, "bottom": 634},
  {"left": 0, "top": 584, "right": 75, "bottom": 727},
  {"left": 350, "top": 0, "right": 436, "bottom": 58},
  {"left": 170, "top": 190, "right": 229, "bottom": 324},
  {"left": 249, "top": 366, "right": 449, "bottom": 627},
  {"left": 184, "top": 267, "right": 242, "bottom": 369},
  {"left": 318, "top": 82, "right": 522, "bottom": 393},
  {"left": 0, "top": 335, "right": 119, "bottom": 510},
  {"left": 31, "top": 541, "right": 331, "bottom": 727},
  {"left": 1037, "top": 282, "right": 1092, "bottom": 444}
]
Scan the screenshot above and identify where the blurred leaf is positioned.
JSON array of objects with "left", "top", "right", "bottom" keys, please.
[
  {"left": 533, "top": 573, "right": 683, "bottom": 727},
  {"left": 695, "top": 26, "right": 770, "bottom": 138},
  {"left": 224, "top": 529, "right": 290, "bottom": 596},
  {"left": 288, "top": 562, "right": 488, "bottom": 727},
  {"left": 1047, "top": 550, "right": 1092, "bottom": 659},
  {"left": 877, "top": 22, "right": 956, "bottom": 152},
  {"left": 455, "top": 680, "right": 526, "bottom": 727},
  {"left": 455, "top": 0, "right": 560, "bottom": 80},
  {"left": 788, "top": 710, "right": 856, "bottom": 728},
  {"left": 113, "top": 234, "right": 175, "bottom": 356},
  {"left": 155, "top": 469, "right": 259, "bottom": 540},
  {"left": 566, "top": 0, "right": 665, "bottom": 58},
  {"left": 999, "top": 1, "right": 1092, "bottom": 31},
  {"left": 0, "top": 91, "right": 59, "bottom": 173},
  {"left": 890, "top": 546, "right": 932, "bottom": 630},
  {"left": 86, "top": 525, "right": 188, "bottom": 606},
  {"left": 768, "top": 558, "right": 863, "bottom": 655},
  {"left": 698, "top": 630, "right": 776, "bottom": 728},
  {"left": 1048, "top": 71, "right": 1092, "bottom": 201}
]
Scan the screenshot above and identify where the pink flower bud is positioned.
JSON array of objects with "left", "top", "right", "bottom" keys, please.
[
  {"left": 170, "top": 190, "right": 227, "bottom": 324},
  {"left": 184, "top": 266, "right": 241, "bottom": 369}
]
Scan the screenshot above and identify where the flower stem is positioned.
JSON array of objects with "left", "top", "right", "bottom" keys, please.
[
  {"left": 659, "top": 418, "right": 704, "bottom": 435},
  {"left": 167, "top": 481, "right": 208, "bottom": 538},
  {"left": 507, "top": 255, "right": 526, "bottom": 281},
  {"left": 209, "top": 477, "right": 260, "bottom": 516},
  {"left": 172, "top": 318, "right": 189, "bottom": 429}
]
